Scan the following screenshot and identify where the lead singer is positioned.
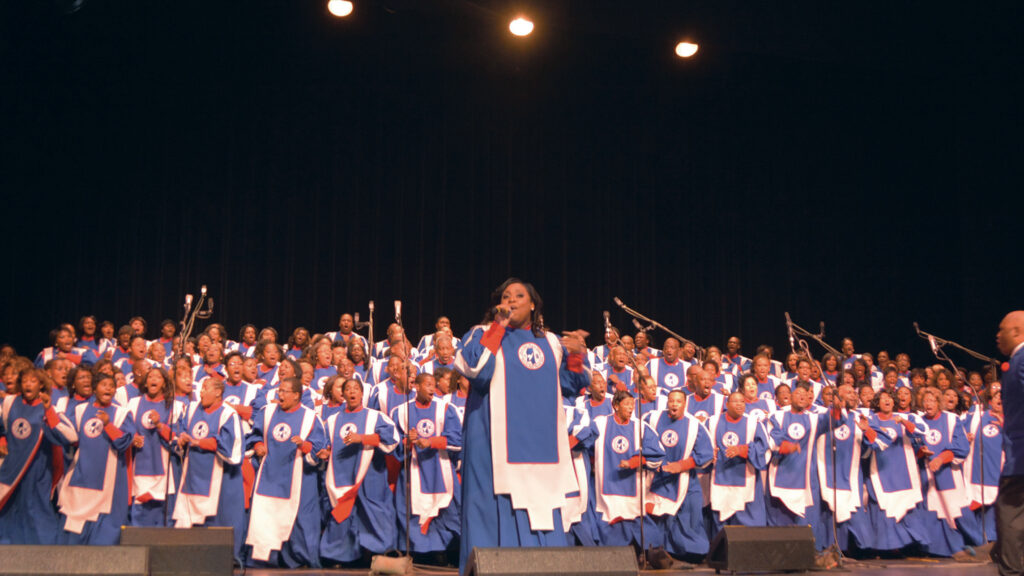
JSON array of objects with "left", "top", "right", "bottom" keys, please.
[{"left": 455, "top": 278, "right": 591, "bottom": 573}]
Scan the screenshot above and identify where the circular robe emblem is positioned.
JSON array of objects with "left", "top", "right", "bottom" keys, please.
[
  {"left": 759, "top": 391, "right": 774, "bottom": 401},
  {"left": 224, "top": 394, "right": 241, "bottom": 406},
  {"left": 983, "top": 424, "right": 1001, "bottom": 438},
  {"left": 11, "top": 417, "right": 32, "bottom": 440},
  {"left": 664, "top": 373, "right": 679, "bottom": 389},
  {"left": 416, "top": 419, "right": 436, "bottom": 437},
  {"left": 925, "top": 429, "right": 942, "bottom": 446},
  {"left": 834, "top": 424, "right": 851, "bottom": 441},
  {"left": 272, "top": 422, "right": 292, "bottom": 442},
  {"left": 191, "top": 421, "right": 210, "bottom": 440},
  {"left": 884, "top": 427, "right": 898, "bottom": 440},
  {"left": 339, "top": 422, "right": 358, "bottom": 439},
  {"left": 661, "top": 429, "right": 679, "bottom": 448},
  {"left": 141, "top": 410, "right": 159, "bottom": 430},
  {"left": 517, "top": 343, "right": 546, "bottom": 370},
  {"left": 611, "top": 435, "right": 630, "bottom": 454},
  {"left": 787, "top": 422, "right": 806, "bottom": 440},
  {"left": 722, "top": 431, "right": 740, "bottom": 448},
  {"left": 84, "top": 417, "right": 104, "bottom": 439}
]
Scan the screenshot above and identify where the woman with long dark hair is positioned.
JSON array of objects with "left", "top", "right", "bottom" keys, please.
[{"left": 454, "top": 278, "right": 591, "bottom": 573}]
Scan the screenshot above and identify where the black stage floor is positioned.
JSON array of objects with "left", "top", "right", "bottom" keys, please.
[{"left": 238, "top": 556, "right": 998, "bottom": 576}]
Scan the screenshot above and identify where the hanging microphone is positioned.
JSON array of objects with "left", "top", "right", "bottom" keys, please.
[
  {"left": 819, "top": 321, "right": 825, "bottom": 338},
  {"left": 354, "top": 312, "right": 360, "bottom": 325},
  {"left": 913, "top": 322, "right": 921, "bottom": 335},
  {"left": 603, "top": 311, "right": 611, "bottom": 335},
  {"left": 928, "top": 335, "right": 939, "bottom": 355},
  {"left": 394, "top": 300, "right": 402, "bottom": 323},
  {"left": 369, "top": 300, "right": 375, "bottom": 313},
  {"left": 201, "top": 285, "right": 207, "bottom": 297},
  {"left": 184, "top": 294, "right": 193, "bottom": 313},
  {"left": 785, "top": 312, "right": 795, "bottom": 352},
  {"left": 613, "top": 297, "right": 625, "bottom": 309}
]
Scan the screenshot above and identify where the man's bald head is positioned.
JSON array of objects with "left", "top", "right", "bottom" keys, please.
[{"left": 998, "top": 311, "right": 1024, "bottom": 356}]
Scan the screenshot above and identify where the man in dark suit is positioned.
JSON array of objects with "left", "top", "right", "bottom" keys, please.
[{"left": 995, "top": 311, "right": 1024, "bottom": 575}]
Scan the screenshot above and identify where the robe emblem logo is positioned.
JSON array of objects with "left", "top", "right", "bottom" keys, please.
[
  {"left": 517, "top": 343, "right": 546, "bottom": 370},
  {"left": 661, "top": 429, "right": 679, "bottom": 448},
  {"left": 611, "top": 435, "right": 630, "bottom": 454},
  {"left": 141, "top": 410, "right": 159, "bottom": 430},
  {"left": 272, "top": 422, "right": 293, "bottom": 442},
  {"left": 787, "top": 422, "right": 806, "bottom": 440},
  {"left": 224, "top": 395, "right": 241, "bottom": 406},
  {"left": 416, "top": 419, "right": 435, "bottom": 438},
  {"left": 834, "top": 424, "right": 851, "bottom": 441},
  {"left": 84, "top": 417, "right": 105, "bottom": 439},
  {"left": 340, "top": 422, "right": 358, "bottom": 439},
  {"left": 925, "top": 429, "right": 942, "bottom": 446},
  {"left": 192, "top": 421, "right": 210, "bottom": 440},
  {"left": 11, "top": 417, "right": 32, "bottom": 440},
  {"left": 664, "top": 373, "right": 679, "bottom": 389},
  {"left": 759, "top": 391, "right": 774, "bottom": 401},
  {"left": 722, "top": 431, "right": 740, "bottom": 447},
  {"left": 983, "top": 423, "right": 1000, "bottom": 438},
  {"left": 694, "top": 410, "right": 709, "bottom": 421},
  {"left": 884, "top": 427, "right": 898, "bottom": 440}
]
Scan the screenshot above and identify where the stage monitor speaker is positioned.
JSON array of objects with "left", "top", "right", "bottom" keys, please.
[
  {"left": 465, "top": 546, "right": 637, "bottom": 576},
  {"left": 0, "top": 545, "right": 148, "bottom": 575},
  {"left": 707, "top": 525, "right": 815, "bottom": 573},
  {"left": 119, "top": 526, "right": 233, "bottom": 576}
]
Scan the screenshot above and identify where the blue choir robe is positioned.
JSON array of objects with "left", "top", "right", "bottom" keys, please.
[
  {"left": 55, "top": 392, "right": 90, "bottom": 416},
  {"left": 964, "top": 408, "right": 1002, "bottom": 541},
  {"left": 173, "top": 401, "right": 245, "bottom": 563},
  {"left": 419, "top": 357, "right": 457, "bottom": 376},
  {"left": 576, "top": 393, "right": 613, "bottom": 422},
  {"left": 637, "top": 395, "right": 666, "bottom": 421},
  {"left": 721, "top": 354, "right": 751, "bottom": 376},
  {"left": 647, "top": 358, "right": 688, "bottom": 395},
  {"left": 110, "top": 345, "right": 131, "bottom": 364},
  {"left": 114, "top": 357, "right": 161, "bottom": 377},
  {"left": 744, "top": 398, "right": 776, "bottom": 423},
  {"left": 755, "top": 376, "right": 782, "bottom": 403},
  {"left": 312, "top": 365, "right": 338, "bottom": 394},
  {"left": 34, "top": 346, "right": 98, "bottom": 368},
  {"left": 126, "top": 395, "right": 187, "bottom": 526},
  {"left": 766, "top": 408, "right": 832, "bottom": 548},
  {"left": 919, "top": 410, "right": 974, "bottom": 556},
  {"left": 192, "top": 362, "right": 227, "bottom": 384},
  {"left": 686, "top": 391, "right": 726, "bottom": 424},
  {"left": 706, "top": 413, "right": 770, "bottom": 528},
  {"left": 324, "top": 331, "right": 368, "bottom": 355},
  {"left": 320, "top": 406, "right": 400, "bottom": 563},
  {"left": 603, "top": 366, "right": 636, "bottom": 395},
  {"left": 562, "top": 405, "right": 597, "bottom": 545},
  {"left": 864, "top": 411, "right": 930, "bottom": 550},
  {"left": 77, "top": 336, "right": 101, "bottom": 354},
  {"left": 114, "top": 382, "right": 142, "bottom": 407},
  {"left": 246, "top": 403, "right": 327, "bottom": 567},
  {"left": 590, "top": 413, "right": 665, "bottom": 546},
  {"left": 391, "top": 397, "right": 463, "bottom": 553},
  {"left": 815, "top": 409, "right": 878, "bottom": 551},
  {"left": 59, "top": 402, "right": 134, "bottom": 544},
  {"left": 255, "top": 363, "right": 280, "bottom": 389},
  {"left": 0, "top": 396, "right": 77, "bottom": 544},
  {"left": 592, "top": 344, "right": 612, "bottom": 365},
  {"left": 711, "top": 374, "right": 735, "bottom": 395},
  {"left": 368, "top": 381, "right": 416, "bottom": 418},
  {"left": 443, "top": 391, "right": 469, "bottom": 425},
  {"left": 645, "top": 410, "right": 713, "bottom": 556},
  {"left": 453, "top": 323, "right": 590, "bottom": 574}
]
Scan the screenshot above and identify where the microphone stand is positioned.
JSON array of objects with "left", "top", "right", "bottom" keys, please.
[
  {"left": 613, "top": 297, "right": 705, "bottom": 363},
  {"left": 395, "top": 301, "right": 412, "bottom": 562},
  {"left": 914, "top": 323, "right": 996, "bottom": 544},
  {"left": 164, "top": 286, "right": 213, "bottom": 526},
  {"left": 615, "top": 340, "right": 649, "bottom": 569},
  {"left": 789, "top": 314, "right": 844, "bottom": 568}
]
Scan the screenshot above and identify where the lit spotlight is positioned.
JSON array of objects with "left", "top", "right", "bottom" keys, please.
[
  {"left": 675, "top": 41, "right": 699, "bottom": 58},
  {"left": 327, "top": 0, "right": 354, "bottom": 17},
  {"left": 509, "top": 17, "right": 534, "bottom": 37}
]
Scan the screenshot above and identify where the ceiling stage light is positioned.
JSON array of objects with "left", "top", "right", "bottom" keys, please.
[
  {"left": 509, "top": 17, "right": 534, "bottom": 37},
  {"left": 675, "top": 41, "right": 699, "bottom": 58},
  {"left": 328, "top": 0, "right": 354, "bottom": 17}
]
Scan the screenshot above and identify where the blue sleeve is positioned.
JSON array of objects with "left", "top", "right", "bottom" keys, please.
[
  {"left": 108, "top": 413, "right": 135, "bottom": 453},
  {"left": 41, "top": 411, "right": 77, "bottom": 447},
  {"left": 373, "top": 412, "right": 399, "bottom": 450},
  {"left": 748, "top": 422, "right": 770, "bottom": 471},
  {"left": 949, "top": 417, "right": 971, "bottom": 459},
  {"left": 246, "top": 408, "right": 266, "bottom": 450},
  {"left": 368, "top": 387, "right": 382, "bottom": 412},
  {"left": 33, "top": 352, "right": 45, "bottom": 369},
  {"left": 443, "top": 404, "right": 462, "bottom": 451},
  {"left": 642, "top": 422, "right": 666, "bottom": 468},
  {"left": 455, "top": 325, "right": 499, "bottom": 393},
  {"left": 304, "top": 416, "right": 328, "bottom": 467},
  {"left": 692, "top": 423, "right": 714, "bottom": 467},
  {"left": 216, "top": 411, "right": 239, "bottom": 459},
  {"left": 251, "top": 389, "right": 268, "bottom": 412},
  {"left": 767, "top": 413, "right": 786, "bottom": 449},
  {"left": 559, "top": 346, "right": 591, "bottom": 403},
  {"left": 82, "top": 349, "right": 99, "bottom": 366}
]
